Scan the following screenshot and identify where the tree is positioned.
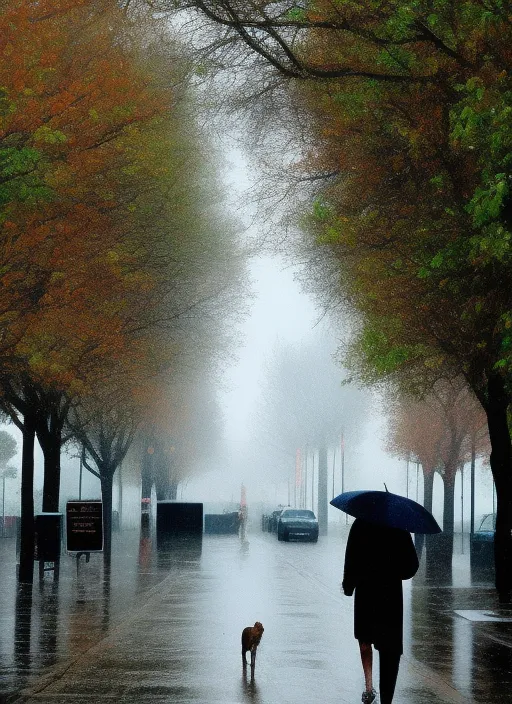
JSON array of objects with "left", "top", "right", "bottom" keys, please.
[
  {"left": 386, "top": 380, "right": 488, "bottom": 529},
  {"left": 298, "top": 52, "right": 512, "bottom": 595},
  {"left": 0, "top": 0, "right": 218, "bottom": 578},
  {"left": 70, "top": 395, "right": 138, "bottom": 564},
  {"left": 0, "top": 0, "right": 175, "bottom": 522},
  {"left": 387, "top": 379, "right": 490, "bottom": 575},
  {"left": 162, "top": 0, "right": 512, "bottom": 600},
  {"left": 386, "top": 396, "right": 444, "bottom": 517}
]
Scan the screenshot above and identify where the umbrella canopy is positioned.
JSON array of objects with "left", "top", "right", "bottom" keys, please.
[{"left": 330, "top": 490, "right": 441, "bottom": 534}]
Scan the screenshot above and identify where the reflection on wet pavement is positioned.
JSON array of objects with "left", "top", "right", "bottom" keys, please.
[{"left": 0, "top": 527, "right": 511, "bottom": 703}]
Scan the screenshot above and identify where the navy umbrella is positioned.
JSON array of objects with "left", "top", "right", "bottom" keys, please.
[{"left": 330, "top": 490, "right": 441, "bottom": 534}]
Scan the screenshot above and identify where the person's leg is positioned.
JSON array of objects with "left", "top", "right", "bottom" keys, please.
[
  {"left": 378, "top": 649, "right": 401, "bottom": 704},
  {"left": 358, "top": 641, "right": 375, "bottom": 700}
]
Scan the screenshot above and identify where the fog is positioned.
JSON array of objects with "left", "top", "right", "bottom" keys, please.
[
  {"left": 178, "top": 145, "right": 495, "bottom": 529},
  {"left": 0, "top": 143, "right": 495, "bottom": 533}
]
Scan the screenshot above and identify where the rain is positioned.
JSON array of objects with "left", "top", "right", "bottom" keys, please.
[{"left": 0, "top": 2, "right": 510, "bottom": 704}]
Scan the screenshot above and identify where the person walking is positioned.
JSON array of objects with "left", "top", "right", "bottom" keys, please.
[{"left": 342, "top": 517, "right": 419, "bottom": 704}]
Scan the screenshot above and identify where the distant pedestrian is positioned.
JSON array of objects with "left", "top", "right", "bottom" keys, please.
[
  {"left": 238, "top": 505, "right": 247, "bottom": 540},
  {"left": 342, "top": 518, "right": 419, "bottom": 704}
]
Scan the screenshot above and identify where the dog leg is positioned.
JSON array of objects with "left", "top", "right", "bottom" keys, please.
[
  {"left": 250, "top": 648, "right": 256, "bottom": 677},
  {"left": 242, "top": 650, "right": 247, "bottom": 670}
]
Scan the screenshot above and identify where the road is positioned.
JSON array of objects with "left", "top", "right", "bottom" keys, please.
[{"left": 0, "top": 526, "right": 509, "bottom": 703}]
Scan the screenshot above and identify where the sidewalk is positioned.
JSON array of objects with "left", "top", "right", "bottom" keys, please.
[
  {"left": 0, "top": 528, "right": 510, "bottom": 703},
  {"left": 405, "top": 535, "right": 512, "bottom": 704}
]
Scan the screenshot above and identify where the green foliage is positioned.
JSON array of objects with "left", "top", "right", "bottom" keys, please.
[
  {"left": 352, "top": 320, "right": 434, "bottom": 383},
  {"left": 0, "top": 146, "right": 52, "bottom": 208},
  {"left": 451, "top": 76, "right": 512, "bottom": 268},
  {"left": 382, "top": 3, "right": 417, "bottom": 41},
  {"left": 0, "top": 86, "right": 15, "bottom": 117},
  {"left": 312, "top": 198, "right": 332, "bottom": 221},
  {"left": 33, "top": 126, "right": 67, "bottom": 145},
  {"left": 376, "top": 46, "right": 417, "bottom": 72},
  {"left": 0, "top": 146, "right": 40, "bottom": 178},
  {"left": 285, "top": 7, "right": 307, "bottom": 21}
]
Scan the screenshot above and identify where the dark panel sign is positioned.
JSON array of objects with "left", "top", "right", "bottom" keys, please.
[
  {"left": 156, "top": 502, "right": 203, "bottom": 538},
  {"left": 66, "top": 501, "right": 103, "bottom": 552}
]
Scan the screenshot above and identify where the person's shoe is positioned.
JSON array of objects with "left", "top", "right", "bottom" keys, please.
[{"left": 361, "top": 688, "right": 376, "bottom": 704}]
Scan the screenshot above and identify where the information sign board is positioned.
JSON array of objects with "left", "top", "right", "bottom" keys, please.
[{"left": 66, "top": 501, "right": 103, "bottom": 552}]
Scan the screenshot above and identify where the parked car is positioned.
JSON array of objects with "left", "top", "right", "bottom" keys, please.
[
  {"left": 476, "top": 513, "right": 496, "bottom": 534},
  {"left": 277, "top": 509, "right": 319, "bottom": 542},
  {"left": 471, "top": 513, "right": 495, "bottom": 572},
  {"left": 268, "top": 509, "right": 284, "bottom": 534}
]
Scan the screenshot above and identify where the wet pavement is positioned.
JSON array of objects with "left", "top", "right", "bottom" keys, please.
[{"left": 0, "top": 525, "right": 510, "bottom": 703}]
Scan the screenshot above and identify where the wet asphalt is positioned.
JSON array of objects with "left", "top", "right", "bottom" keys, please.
[{"left": 0, "top": 523, "right": 510, "bottom": 703}]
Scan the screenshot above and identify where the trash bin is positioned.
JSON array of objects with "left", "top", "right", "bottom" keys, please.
[
  {"left": 35, "top": 513, "right": 63, "bottom": 561},
  {"left": 204, "top": 512, "right": 239, "bottom": 534}
]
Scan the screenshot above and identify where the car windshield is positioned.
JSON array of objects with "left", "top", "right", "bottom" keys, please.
[
  {"left": 478, "top": 514, "right": 496, "bottom": 532},
  {"left": 281, "top": 510, "right": 316, "bottom": 519}
]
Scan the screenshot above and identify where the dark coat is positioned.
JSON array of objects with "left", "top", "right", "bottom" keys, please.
[{"left": 342, "top": 518, "right": 419, "bottom": 654}]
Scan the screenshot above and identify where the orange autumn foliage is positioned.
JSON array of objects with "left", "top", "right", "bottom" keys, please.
[{"left": 0, "top": 0, "right": 172, "bottom": 393}]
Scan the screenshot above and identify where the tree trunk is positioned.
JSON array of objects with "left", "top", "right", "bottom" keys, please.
[
  {"left": 118, "top": 466, "right": 123, "bottom": 530},
  {"left": 423, "top": 468, "right": 435, "bottom": 514},
  {"left": 484, "top": 372, "right": 512, "bottom": 601},
  {"left": 101, "top": 472, "right": 114, "bottom": 566},
  {"left": 470, "top": 439, "right": 476, "bottom": 535},
  {"left": 141, "top": 449, "right": 152, "bottom": 500},
  {"left": 41, "top": 431, "right": 61, "bottom": 513},
  {"left": 317, "top": 445, "right": 328, "bottom": 536},
  {"left": 168, "top": 480, "right": 178, "bottom": 500},
  {"left": 443, "top": 472, "right": 456, "bottom": 535},
  {"left": 19, "top": 415, "right": 36, "bottom": 583},
  {"left": 155, "top": 475, "right": 178, "bottom": 500},
  {"left": 426, "top": 472, "right": 455, "bottom": 581},
  {"left": 416, "top": 466, "right": 435, "bottom": 558},
  {"left": 155, "top": 478, "right": 166, "bottom": 501}
]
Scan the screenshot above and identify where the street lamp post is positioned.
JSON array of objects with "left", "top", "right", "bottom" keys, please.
[
  {"left": 311, "top": 452, "right": 315, "bottom": 514},
  {"left": 304, "top": 449, "right": 308, "bottom": 509},
  {"left": 461, "top": 462, "right": 464, "bottom": 553},
  {"left": 1, "top": 468, "right": 17, "bottom": 538},
  {"left": 2, "top": 472, "right": 5, "bottom": 538},
  {"left": 332, "top": 446, "right": 336, "bottom": 498},
  {"left": 79, "top": 447, "right": 84, "bottom": 501},
  {"left": 341, "top": 432, "right": 347, "bottom": 524}
]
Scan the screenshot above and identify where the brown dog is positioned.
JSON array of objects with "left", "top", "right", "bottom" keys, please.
[{"left": 241, "top": 621, "right": 264, "bottom": 676}]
